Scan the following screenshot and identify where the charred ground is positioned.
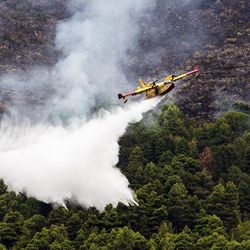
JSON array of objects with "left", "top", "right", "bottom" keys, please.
[{"left": 0, "top": 0, "right": 249, "bottom": 120}]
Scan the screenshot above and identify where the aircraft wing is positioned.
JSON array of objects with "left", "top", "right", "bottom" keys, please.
[
  {"left": 118, "top": 85, "right": 153, "bottom": 103},
  {"left": 165, "top": 66, "right": 199, "bottom": 82}
]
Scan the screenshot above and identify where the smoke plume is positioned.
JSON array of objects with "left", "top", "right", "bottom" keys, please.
[{"left": 0, "top": 0, "right": 157, "bottom": 210}]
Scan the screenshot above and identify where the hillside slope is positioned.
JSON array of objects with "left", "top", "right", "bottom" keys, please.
[
  {"left": 0, "top": 1, "right": 249, "bottom": 249},
  {"left": 0, "top": 0, "right": 249, "bottom": 120}
]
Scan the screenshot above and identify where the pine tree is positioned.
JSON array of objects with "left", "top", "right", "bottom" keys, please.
[
  {"left": 0, "top": 211, "right": 24, "bottom": 248},
  {"left": 206, "top": 182, "right": 240, "bottom": 229}
]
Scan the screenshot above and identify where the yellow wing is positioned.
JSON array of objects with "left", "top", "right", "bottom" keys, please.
[{"left": 165, "top": 66, "right": 199, "bottom": 82}]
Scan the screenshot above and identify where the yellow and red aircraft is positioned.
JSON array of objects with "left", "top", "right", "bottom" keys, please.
[{"left": 118, "top": 66, "right": 199, "bottom": 103}]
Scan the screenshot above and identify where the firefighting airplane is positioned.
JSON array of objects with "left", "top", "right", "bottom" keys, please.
[{"left": 118, "top": 66, "right": 199, "bottom": 103}]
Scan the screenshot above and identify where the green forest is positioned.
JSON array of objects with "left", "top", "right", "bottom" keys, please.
[
  {"left": 0, "top": 103, "right": 249, "bottom": 249},
  {"left": 0, "top": 0, "right": 249, "bottom": 249}
]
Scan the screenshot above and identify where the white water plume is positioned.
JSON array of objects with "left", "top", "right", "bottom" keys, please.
[
  {"left": 0, "top": 0, "right": 158, "bottom": 209},
  {"left": 0, "top": 98, "right": 160, "bottom": 210},
  {"left": 0, "top": 0, "right": 156, "bottom": 209}
]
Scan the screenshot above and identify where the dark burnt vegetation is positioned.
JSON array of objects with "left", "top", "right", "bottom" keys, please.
[
  {"left": 128, "top": 0, "right": 249, "bottom": 120},
  {"left": 0, "top": 0, "right": 68, "bottom": 74},
  {"left": 0, "top": 0, "right": 249, "bottom": 120}
]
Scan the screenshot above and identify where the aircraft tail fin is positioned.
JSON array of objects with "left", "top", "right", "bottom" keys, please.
[
  {"left": 118, "top": 93, "right": 124, "bottom": 99},
  {"left": 118, "top": 93, "right": 128, "bottom": 103}
]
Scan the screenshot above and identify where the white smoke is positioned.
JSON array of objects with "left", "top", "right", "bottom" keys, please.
[
  {"left": 0, "top": 0, "right": 157, "bottom": 209},
  {"left": 49, "top": 0, "right": 156, "bottom": 122},
  {"left": 0, "top": 0, "right": 155, "bottom": 122}
]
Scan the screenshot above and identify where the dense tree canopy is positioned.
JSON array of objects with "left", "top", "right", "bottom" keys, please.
[{"left": 0, "top": 104, "right": 249, "bottom": 249}]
